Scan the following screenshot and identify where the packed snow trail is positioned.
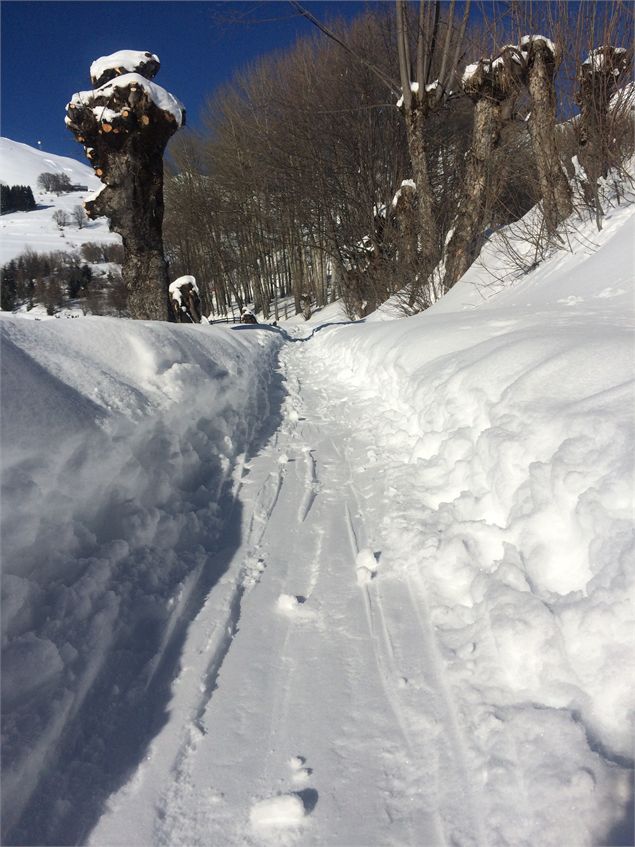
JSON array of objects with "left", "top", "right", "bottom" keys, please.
[
  {"left": 89, "top": 334, "right": 489, "bottom": 847},
  {"left": 88, "top": 307, "right": 632, "bottom": 846}
]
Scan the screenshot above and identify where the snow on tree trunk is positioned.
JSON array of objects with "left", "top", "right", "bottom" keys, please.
[
  {"left": 445, "top": 48, "right": 523, "bottom": 289},
  {"left": 575, "top": 46, "right": 632, "bottom": 209},
  {"left": 520, "top": 36, "right": 572, "bottom": 236},
  {"left": 392, "top": 180, "right": 419, "bottom": 306},
  {"left": 66, "top": 50, "right": 185, "bottom": 321}
]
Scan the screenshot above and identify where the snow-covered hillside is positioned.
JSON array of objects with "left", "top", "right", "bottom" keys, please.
[
  {"left": 0, "top": 137, "right": 118, "bottom": 264},
  {"left": 1, "top": 181, "right": 633, "bottom": 846}
]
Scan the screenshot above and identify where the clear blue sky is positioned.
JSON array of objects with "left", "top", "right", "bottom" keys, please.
[{"left": 1, "top": 1, "right": 368, "bottom": 161}]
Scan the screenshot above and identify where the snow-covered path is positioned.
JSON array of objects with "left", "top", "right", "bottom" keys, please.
[
  {"left": 3, "top": 194, "right": 634, "bottom": 845},
  {"left": 89, "top": 335, "right": 488, "bottom": 847}
]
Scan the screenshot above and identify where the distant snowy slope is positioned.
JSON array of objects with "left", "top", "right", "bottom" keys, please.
[
  {"left": 0, "top": 137, "right": 98, "bottom": 191},
  {"left": 0, "top": 138, "right": 117, "bottom": 264}
]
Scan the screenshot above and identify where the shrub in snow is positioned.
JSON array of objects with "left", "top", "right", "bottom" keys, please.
[
  {"left": 66, "top": 50, "right": 185, "bottom": 321},
  {"left": 52, "top": 209, "right": 69, "bottom": 229}
]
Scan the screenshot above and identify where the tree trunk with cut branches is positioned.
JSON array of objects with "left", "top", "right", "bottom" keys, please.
[
  {"left": 520, "top": 36, "right": 572, "bottom": 235},
  {"left": 66, "top": 50, "right": 185, "bottom": 320},
  {"left": 444, "top": 48, "right": 523, "bottom": 288},
  {"left": 575, "top": 45, "right": 632, "bottom": 209}
]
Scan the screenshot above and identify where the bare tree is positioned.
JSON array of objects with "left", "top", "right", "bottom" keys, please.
[
  {"left": 52, "top": 209, "right": 69, "bottom": 229},
  {"left": 71, "top": 205, "right": 88, "bottom": 229}
]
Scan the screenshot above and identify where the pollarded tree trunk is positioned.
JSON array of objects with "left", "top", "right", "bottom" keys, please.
[
  {"left": 392, "top": 179, "right": 420, "bottom": 306},
  {"left": 88, "top": 134, "right": 171, "bottom": 320},
  {"left": 575, "top": 45, "right": 631, "bottom": 210},
  {"left": 520, "top": 36, "right": 572, "bottom": 235},
  {"left": 444, "top": 48, "right": 524, "bottom": 289},
  {"left": 403, "top": 104, "right": 439, "bottom": 279},
  {"left": 66, "top": 50, "right": 185, "bottom": 320}
]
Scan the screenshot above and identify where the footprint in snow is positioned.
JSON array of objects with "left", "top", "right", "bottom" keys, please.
[
  {"left": 288, "top": 755, "right": 313, "bottom": 786},
  {"left": 276, "top": 594, "right": 315, "bottom": 621},
  {"left": 249, "top": 757, "right": 318, "bottom": 832}
]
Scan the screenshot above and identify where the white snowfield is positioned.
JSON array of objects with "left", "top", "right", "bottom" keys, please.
[
  {"left": 1, "top": 189, "right": 634, "bottom": 846},
  {"left": 0, "top": 137, "right": 118, "bottom": 264}
]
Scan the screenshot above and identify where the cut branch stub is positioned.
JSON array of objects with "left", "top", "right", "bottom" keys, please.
[{"left": 462, "top": 46, "right": 525, "bottom": 104}]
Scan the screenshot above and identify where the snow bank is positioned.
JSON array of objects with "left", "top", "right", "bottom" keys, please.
[
  {"left": 0, "top": 316, "right": 283, "bottom": 842},
  {"left": 310, "top": 195, "right": 635, "bottom": 843}
]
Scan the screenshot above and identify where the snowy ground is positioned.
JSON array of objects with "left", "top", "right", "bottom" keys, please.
[{"left": 2, "top": 187, "right": 634, "bottom": 845}]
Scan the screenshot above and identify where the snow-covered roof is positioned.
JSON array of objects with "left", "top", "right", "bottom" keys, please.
[{"left": 90, "top": 50, "right": 160, "bottom": 84}]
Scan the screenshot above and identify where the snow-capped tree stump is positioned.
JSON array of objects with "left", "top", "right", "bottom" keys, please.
[
  {"left": 519, "top": 36, "right": 572, "bottom": 236},
  {"left": 66, "top": 50, "right": 185, "bottom": 321},
  {"left": 444, "top": 47, "right": 524, "bottom": 288},
  {"left": 575, "top": 46, "right": 632, "bottom": 208},
  {"left": 169, "top": 276, "right": 202, "bottom": 323}
]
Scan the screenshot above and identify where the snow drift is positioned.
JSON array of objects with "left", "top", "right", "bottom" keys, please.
[
  {"left": 1, "top": 317, "right": 284, "bottom": 843},
  {"left": 308, "top": 193, "right": 635, "bottom": 844}
]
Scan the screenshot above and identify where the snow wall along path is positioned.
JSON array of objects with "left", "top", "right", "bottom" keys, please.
[
  {"left": 307, "top": 206, "right": 635, "bottom": 846},
  {"left": 0, "top": 317, "right": 284, "bottom": 845}
]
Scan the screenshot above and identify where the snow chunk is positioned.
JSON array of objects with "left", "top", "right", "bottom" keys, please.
[
  {"left": 90, "top": 50, "right": 159, "bottom": 84},
  {"left": 462, "top": 62, "right": 481, "bottom": 82},
  {"left": 355, "top": 548, "right": 378, "bottom": 584},
  {"left": 84, "top": 183, "right": 106, "bottom": 204},
  {"left": 250, "top": 794, "right": 305, "bottom": 829},
  {"left": 277, "top": 593, "right": 300, "bottom": 612}
]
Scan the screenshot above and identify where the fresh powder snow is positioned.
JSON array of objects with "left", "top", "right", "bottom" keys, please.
[{"left": 1, "top": 159, "right": 634, "bottom": 846}]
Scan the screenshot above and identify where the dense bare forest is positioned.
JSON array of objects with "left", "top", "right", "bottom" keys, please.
[{"left": 164, "top": 0, "right": 633, "bottom": 321}]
